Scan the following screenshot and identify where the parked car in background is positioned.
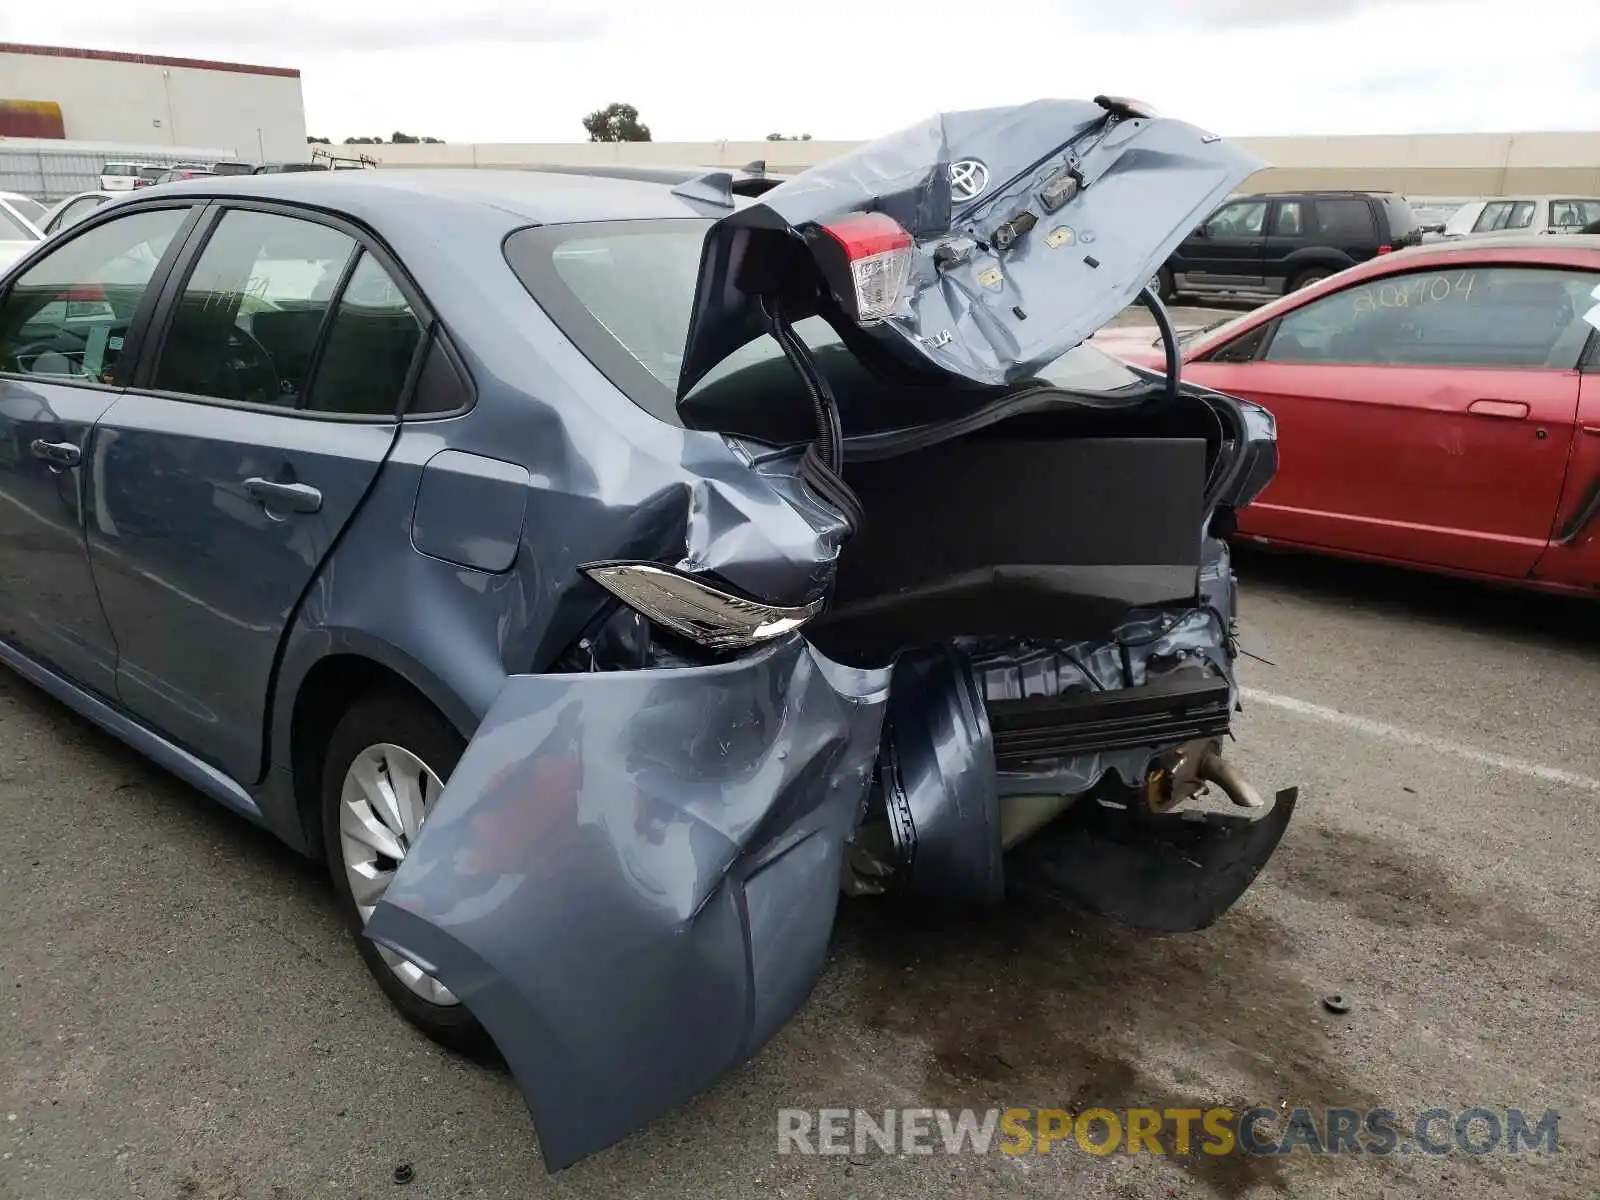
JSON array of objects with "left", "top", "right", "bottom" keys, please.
[
  {"left": 1152, "top": 190, "right": 1421, "bottom": 302},
  {"left": 134, "top": 166, "right": 167, "bottom": 189},
  {"left": 0, "top": 196, "right": 43, "bottom": 270},
  {"left": 1407, "top": 196, "right": 1472, "bottom": 231},
  {"left": 99, "top": 161, "right": 156, "bottom": 191},
  {"left": 1099, "top": 235, "right": 1600, "bottom": 595},
  {"left": 150, "top": 167, "right": 217, "bottom": 185},
  {"left": 1439, "top": 196, "right": 1600, "bottom": 240},
  {"left": 0, "top": 192, "right": 49, "bottom": 231},
  {"left": 0, "top": 99, "right": 1289, "bottom": 1170},
  {"left": 209, "top": 161, "right": 256, "bottom": 177},
  {"left": 37, "top": 191, "right": 117, "bottom": 237}
]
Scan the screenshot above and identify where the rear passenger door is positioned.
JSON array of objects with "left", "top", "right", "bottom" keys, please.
[
  {"left": 85, "top": 203, "right": 428, "bottom": 783},
  {"left": 1261, "top": 198, "right": 1309, "bottom": 288}
]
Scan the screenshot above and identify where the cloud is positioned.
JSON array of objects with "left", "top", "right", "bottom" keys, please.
[
  {"left": 1062, "top": 0, "right": 1458, "bottom": 30},
  {"left": 58, "top": 6, "right": 609, "bottom": 53}
]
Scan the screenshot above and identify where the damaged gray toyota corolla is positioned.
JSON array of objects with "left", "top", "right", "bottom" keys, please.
[
  {"left": 0, "top": 96, "right": 1291, "bottom": 1172},
  {"left": 368, "top": 98, "right": 1291, "bottom": 1169}
]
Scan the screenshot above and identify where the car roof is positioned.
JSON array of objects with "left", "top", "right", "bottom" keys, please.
[
  {"left": 150, "top": 168, "right": 754, "bottom": 227},
  {"left": 1388, "top": 232, "right": 1600, "bottom": 258}
]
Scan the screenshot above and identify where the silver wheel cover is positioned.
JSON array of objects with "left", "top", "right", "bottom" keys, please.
[{"left": 337, "top": 742, "right": 459, "bottom": 1006}]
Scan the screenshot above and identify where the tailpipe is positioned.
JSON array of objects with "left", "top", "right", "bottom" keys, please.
[{"left": 1196, "top": 746, "right": 1264, "bottom": 809}]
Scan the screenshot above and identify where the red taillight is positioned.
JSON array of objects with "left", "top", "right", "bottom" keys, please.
[
  {"left": 818, "top": 213, "right": 914, "bottom": 323},
  {"left": 64, "top": 285, "right": 106, "bottom": 301},
  {"left": 821, "top": 213, "right": 912, "bottom": 259},
  {"left": 1376, "top": 244, "right": 1392, "bottom": 255}
]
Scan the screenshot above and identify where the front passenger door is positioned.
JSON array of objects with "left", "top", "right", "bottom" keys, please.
[
  {"left": 0, "top": 205, "right": 196, "bottom": 693},
  {"left": 1183, "top": 198, "right": 1268, "bottom": 290},
  {"left": 86, "top": 206, "right": 427, "bottom": 782},
  {"left": 1205, "top": 266, "right": 1592, "bottom": 577}
]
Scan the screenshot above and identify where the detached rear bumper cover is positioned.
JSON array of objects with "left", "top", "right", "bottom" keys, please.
[
  {"left": 365, "top": 618, "right": 1295, "bottom": 1170},
  {"left": 365, "top": 638, "right": 891, "bottom": 1170}
]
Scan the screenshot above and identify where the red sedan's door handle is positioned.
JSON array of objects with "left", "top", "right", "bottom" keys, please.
[{"left": 1467, "top": 399, "right": 1530, "bottom": 419}]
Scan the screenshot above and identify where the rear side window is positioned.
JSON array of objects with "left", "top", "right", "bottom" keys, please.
[
  {"left": 1316, "top": 199, "right": 1377, "bottom": 241},
  {"left": 0, "top": 207, "right": 189, "bottom": 384},
  {"left": 1271, "top": 201, "right": 1306, "bottom": 236},
  {"left": 1549, "top": 200, "right": 1600, "bottom": 232},
  {"left": 1380, "top": 196, "right": 1419, "bottom": 241},
  {"left": 1473, "top": 201, "right": 1535, "bottom": 233},
  {"left": 303, "top": 251, "right": 425, "bottom": 416}
]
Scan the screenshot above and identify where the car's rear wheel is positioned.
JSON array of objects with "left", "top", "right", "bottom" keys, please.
[
  {"left": 1287, "top": 266, "right": 1333, "bottom": 293},
  {"left": 321, "top": 691, "right": 492, "bottom": 1056},
  {"left": 1147, "top": 266, "right": 1175, "bottom": 303}
]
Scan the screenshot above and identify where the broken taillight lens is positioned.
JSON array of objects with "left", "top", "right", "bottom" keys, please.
[{"left": 818, "top": 213, "right": 913, "bottom": 324}]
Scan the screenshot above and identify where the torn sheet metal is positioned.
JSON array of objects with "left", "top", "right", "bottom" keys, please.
[
  {"left": 678, "top": 98, "right": 1265, "bottom": 397},
  {"left": 365, "top": 636, "right": 890, "bottom": 1170}
]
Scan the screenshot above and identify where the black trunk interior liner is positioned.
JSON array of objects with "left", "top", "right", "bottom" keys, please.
[
  {"left": 987, "top": 671, "right": 1231, "bottom": 768},
  {"left": 815, "top": 437, "right": 1207, "bottom": 652}
]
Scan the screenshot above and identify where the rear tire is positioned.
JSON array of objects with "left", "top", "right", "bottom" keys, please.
[
  {"left": 1148, "top": 266, "right": 1176, "bottom": 303},
  {"left": 1287, "top": 266, "right": 1333, "bottom": 293},
  {"left": 321, "top": 690, "right": 493, "bottom": 1057}
]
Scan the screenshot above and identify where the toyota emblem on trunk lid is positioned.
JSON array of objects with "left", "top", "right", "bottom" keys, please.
[{"left": 950, "top": 159, "right": 990, "bottom": 202}]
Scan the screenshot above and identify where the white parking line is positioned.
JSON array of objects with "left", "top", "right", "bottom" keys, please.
[{"left": 1240, "top": 688, "right": 1600, "bottom": 794}]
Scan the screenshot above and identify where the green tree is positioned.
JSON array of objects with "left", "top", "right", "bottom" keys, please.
[
  {"left": 765, "top": 133, "right": 813, "bottom": 141},
  {"left": 306, "top": 135, "right": 331, "bottom": 144},
  {"left": 582, "top": 102, "right": 652, "bottom": 143}
]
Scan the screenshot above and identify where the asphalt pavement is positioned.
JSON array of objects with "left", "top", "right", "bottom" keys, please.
[{"left": 3, "top": 344, "right": 1598, "bottom": 1198}]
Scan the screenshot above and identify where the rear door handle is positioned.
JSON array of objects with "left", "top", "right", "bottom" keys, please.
[
  {"left": 1467, "top": 399, "right": 1530, "bottom": 419},
  {"left": 29, "top": 439, "right": 82, "bottom": 468},
  {"left": 243, "top": 477, "right": 322, "bottom": 514}
]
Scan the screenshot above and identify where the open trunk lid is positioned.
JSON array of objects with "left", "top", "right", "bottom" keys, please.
[{"left": 676, "top": 97, "right": 1264, "bottom": 401}]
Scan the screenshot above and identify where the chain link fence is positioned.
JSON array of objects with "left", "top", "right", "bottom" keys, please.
[{"left": 0, "top": 146, "right": 241, "bottom": 202}]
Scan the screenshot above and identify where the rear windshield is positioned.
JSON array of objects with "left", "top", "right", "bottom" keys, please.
[
  {"left": 102, "top": 163, "right": 139, "bottom": 176},
  {"left": 504, "top": 219, "right": 1146, "bottom": 440},
  {"left": 1380, "top": 195, "right": 1420, "bottom": 240},
  {"left": 0, "top": 206, "right": 39, "bottom": 240},
  {"left": 6, "top": 196, "right": 46, "bottom": 227}
]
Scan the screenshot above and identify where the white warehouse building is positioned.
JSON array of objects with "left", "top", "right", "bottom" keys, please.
[{"left": 0, "top": 41, "right": 308, "bottom": 163}]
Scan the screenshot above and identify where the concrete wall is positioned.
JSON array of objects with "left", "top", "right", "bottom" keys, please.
[
  {"left": 0, "top": 47, "right": 308, "bottom": 162},
  {"left": 353, "top": 131, "right": 1600, "bottom": 197}
]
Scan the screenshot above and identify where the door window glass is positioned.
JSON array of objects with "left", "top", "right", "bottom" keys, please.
[
  {"left": 1548, "top": 200, "right": 1600, "bottom": 232},
  {"left": 0, "top": 207, "right": 189, "bottom": 384},
  {"left": 1271, "top": 201, "right": 1305, "bottom": 236},
  {"left": 151, "top": 209, "right": 356, "bottom": 407},
  {"left": 1315, "top": 199, "right": 1377, "bottom": 240},
  {"left": 1262, "top": 267, "right": 1600, "bottom": 369},
  {"left": 303, "top": 251, "right": 424, "bottom": 416},
  {"left": 1204, "top": 200, "right": 1267, "bottom": 237}
]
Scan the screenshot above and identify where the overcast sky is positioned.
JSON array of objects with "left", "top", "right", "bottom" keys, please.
[{"left": 6, "top": 0, "right": 1599, "bottom": 144}]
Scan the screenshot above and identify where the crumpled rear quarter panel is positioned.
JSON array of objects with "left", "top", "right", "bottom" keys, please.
[{"left": 365, "top": 636, "right": 889, "bottom": 1170}]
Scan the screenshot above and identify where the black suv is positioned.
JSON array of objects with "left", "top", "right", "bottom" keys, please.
[{"left": 1153, "top": 190, "right": 1421, "bottom": 302}]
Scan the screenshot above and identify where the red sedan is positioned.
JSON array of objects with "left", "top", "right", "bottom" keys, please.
[{"left": 1096, "top": 235, "right": 1600, "bottom": 595}]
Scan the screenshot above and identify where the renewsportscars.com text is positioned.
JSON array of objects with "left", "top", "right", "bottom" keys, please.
[{"left": 777, "top": 1106, "right": 1560, "bottom": 1158}]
